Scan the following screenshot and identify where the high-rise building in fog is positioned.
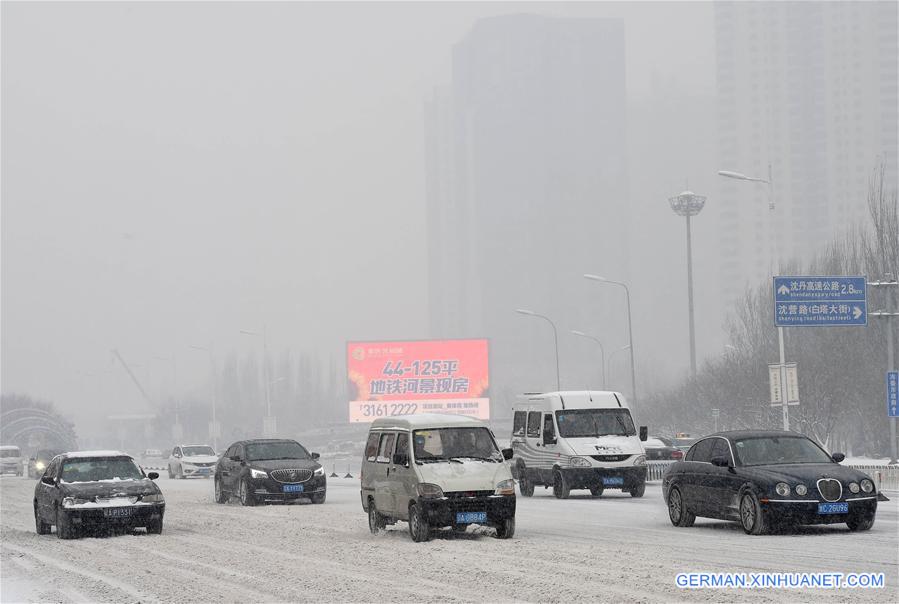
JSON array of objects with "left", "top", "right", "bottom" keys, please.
[
  {"left": 714, "top": 1, "right": 898, "bottom": 302},
  {"left": 425, "top": 14, "right": 629, "bottom": 412}
]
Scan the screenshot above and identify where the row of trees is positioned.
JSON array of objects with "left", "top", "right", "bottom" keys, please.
[{"left": 642, "top": 167, "right": 898, "bottom": 456}]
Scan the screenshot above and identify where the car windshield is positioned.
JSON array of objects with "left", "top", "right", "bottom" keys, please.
[
  {"left": 732, "top": 436, "right": 833, "bottom": 466},
  {"left": 182, "top": 446, "right": 216, "bottom": 457},
  {"left": 60, "top": 458, "right": 144, "bottom": 482},
  {"left": 0, "top": 449, "right": 21, "bottom": 458},
  {"left": 412, "top": 428, "right": 501, "bottom": 462},
  {"left": 555, "top": 409, "right": 636, "bottom": 438},
  {"left": 245, "top": 441, "right": 309, "bottom": 461}
]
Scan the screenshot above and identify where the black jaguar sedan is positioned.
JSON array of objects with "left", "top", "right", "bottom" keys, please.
[
  {"left": 33, "top": 451, "right": 165, "bottom": 539},
  {"left": 214, "top": 439, "right": 326, "bottom": 506},
  {"left": 662, "top": 431, "right": 879, "bottom": 535}
]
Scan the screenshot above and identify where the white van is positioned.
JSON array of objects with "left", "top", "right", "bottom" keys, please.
[
  {"left": 0, "top": 445, "right": 24, "bottom": 476},
  {"left": 360, "top": 414, "right": 516, "bottom": 542},
  {"left": 511, "top": 391, "right": 648, "bottom": 498}
]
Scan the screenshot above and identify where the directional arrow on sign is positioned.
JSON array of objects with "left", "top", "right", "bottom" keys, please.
[{"left": 853, "top": 306, "right": 863, "bottom": 320}]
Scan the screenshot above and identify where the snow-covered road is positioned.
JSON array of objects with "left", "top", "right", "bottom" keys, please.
[{"left": 2, "top": 474, "right": 897, "bottom": 602}]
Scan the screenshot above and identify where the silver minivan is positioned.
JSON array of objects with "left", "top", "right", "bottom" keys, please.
[
  {"left": 360, "top": 414, "right": 516, "bottom": 542},
  {"left": 0, "top": 445, "right": 24, "bottom": 476}
]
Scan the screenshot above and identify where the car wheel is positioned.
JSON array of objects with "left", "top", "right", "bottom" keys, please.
[
  {"left": 34, "top": 503, "right": 51, "bottom": 535},
  {"left": 589, "top": 484, "right": 604, "bottom": 498},
  {"left": 146, "top": 518, "right": 163, "bottom": 535},
  {"left": 311, "top": 492, "right": 326, "bottom": 504},
  {"left": 630, "top": 482, "right": 646, "bottom": 498},
  {"left": 740, "top": 491, "right": 769, "bottom": 535},
  {"left": 214, "top": 477, "right": 228, "bottom": 503},
  {"left": 167, "top": 466, "right": 174, "bottom": 479},
  {"left": 368, "top": 500, "right": 386, "bottom": 534},
  {"left": 239, "top": 478, "right": 256, "bottom": 507},
  {"left": 846, "top": 513, "right": 875, "bottom": 532},
  {"left": 56, "top": 507, "right": 75, "bottom": 540},
  {"left": 408, "top": 502, "right": 430, "bottom": 542},
  {"left": 552, "top": 470, "right": 570, "bottom": 499},
  {"left": 667, "top": 486, "right": 695, "bottom": 527},
  {"left": 494, "top": 518, "right": 515, "bottom": 539},
  {"left": 518, "top": 469, "right": 535, "bottom": 497},
  {"left": 177, "top": 465, "right": 185, "bottom": 479}
]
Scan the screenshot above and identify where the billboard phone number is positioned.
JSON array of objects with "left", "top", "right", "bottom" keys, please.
[{"left": 358, "top": 402, "right": 419, "bottom": 418}]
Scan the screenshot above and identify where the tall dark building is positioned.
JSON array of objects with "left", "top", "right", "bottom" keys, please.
[{"left": 425, "top": 15, "right": 630, "bottom": 415}]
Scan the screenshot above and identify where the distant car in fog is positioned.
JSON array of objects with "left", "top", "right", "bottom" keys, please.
[
  {"left": 0, "top": 445, "right": 24, "bottom": 476},
  {"left": 33, "top": 450, "right": 165, "bottom": 539},
  {"left": 28, "top": 449, "right": 64, "bottom": 479},
  {"left": 214, "top": 439, "right": 326, "bottom": 506},
  {"left": 167, "top": 445, "right": 218, "bottom": 479},
  {"left": 643, "top": 436, "right": 684, "bottom": 461}
]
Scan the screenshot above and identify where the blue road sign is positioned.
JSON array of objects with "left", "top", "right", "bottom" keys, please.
[
  {"left": 774, "top": 276, "right": 867, "bottom": 327},
  {"left": 889, "top": 371, "right": 899, "bottom": 418}
]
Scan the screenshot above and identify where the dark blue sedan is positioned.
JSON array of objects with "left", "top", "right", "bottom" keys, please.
[{"left": 662, "top": 430, "right": 880, "bottom": 535}]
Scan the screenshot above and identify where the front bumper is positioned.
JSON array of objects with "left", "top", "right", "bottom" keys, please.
[
  {"left": 180, "top": 465, "right": 215, "bottom": 477},
  {"left": 249, "top": 475, "right": 327, "bottom": 501},
  {"left": 419, "top": 494, "right": 515, "bottom": 529},
  {"left": 561, "top": 466, "right": 647, "bottom": 489},
  {"left": 65, "top": 503, "right": 165, "bottom": 527},
  {"left": 762, "top": 497, "right": 877, "bottom": 524}
]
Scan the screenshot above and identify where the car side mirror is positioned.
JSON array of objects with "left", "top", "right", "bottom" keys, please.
[
  {"left": 229, "top": 455, "right": 241, "bottom": 462},
  {"left": 710, "top": 456, "right": 731, "bottom": 468},
  {"left": 639, "top": 426, "right": 648, "bottom": 442},
  {"left": 311, "top": 452, "right": 320, "bottom": 460},
  {"left": 392, "top": 453, "right": 409, "bottom": 466},
  {"left": 148, "top": 472, "right": 159, "bottom": 480},
  {"left": 502, "top": 448, "right": 514, "bottom": 461},
  {"left": 41, "top": 475, "right": 55, "bottom": 486},
  {"left": 831, "top": 452, "right": 845, "bottom": 463}
]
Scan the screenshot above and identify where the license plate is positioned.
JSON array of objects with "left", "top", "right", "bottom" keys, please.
[
  {"left": 103, "top": 507, "right": 134, "bottom": 518},
  {"left": 198, "top": 468, "right": 210, "bottom": 474},
  {"left": 818, "top": 502, "right": 848, "bottom": 514},
  {"left": 283, "top": 484, "right": 304, "bottom": 493},
  {"left": 456, "top": 511, "right": 487, "bottom": 524},
  {"left": 602, "top": 476, "right": 624, "bottom": 486}
]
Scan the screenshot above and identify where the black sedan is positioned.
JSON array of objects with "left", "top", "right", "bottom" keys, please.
[
  {"left": 33, "top": 451, "right": 165, "bottom": 539},
  {"left": 662, "top": 430, "right": 879, "bottom": 535},
  {"left": 214, "top": 439, "right": 326, "bottom": 506}
]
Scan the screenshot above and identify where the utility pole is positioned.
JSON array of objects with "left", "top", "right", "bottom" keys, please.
[{"left": 870, "top": 276, "right": 898, "bottom": 464}]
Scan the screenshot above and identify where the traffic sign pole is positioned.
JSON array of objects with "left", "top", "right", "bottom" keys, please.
[{"left": 778, "top": 326, "right": 789, "bottom": 431}]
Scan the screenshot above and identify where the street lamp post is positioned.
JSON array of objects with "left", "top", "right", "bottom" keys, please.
[
  {"left": 189, "top": 344, "right": 219, "bottom": 450},
  {"left": 718, "top": 166, "right": 790, "bottom": 430},
  {"left": 570, "top": 330, "right": 606, "bottom": 389},
  {"left": 240, "top": 326, "right": 274, "bottom": 436},
  {"left": 607, "top": 345, "right": 631, "bottom": 391},
  {"left": 583, "top": 275, "right": 637, "bottom": 407},
  {"left": 515, "top": 309, "right": 561, "bottom": 391},
  {"left": 668, "top": 190, "right": 707, "bottom": 378},
  {"left": 153, "top": 354, "right": 181, "bottom": 439}
]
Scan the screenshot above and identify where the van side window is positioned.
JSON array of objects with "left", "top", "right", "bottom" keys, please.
[
  {"left": 513, "top": 411, "right": 527, "bottom": 436},
  {"left": 526, "top": 412, "right": 541, "bottom": 437},
  {"left": 395, "top": 433, "right": 409, "bottom": 458},
  {"left": 543, "top": 414, "right": 555, "bottom": 442},
  {"left": 364, "top": 432, "right": 380, "bottom": 462},
  {"left": 376, "top": 433, "right": 396, "bottom": 463}
]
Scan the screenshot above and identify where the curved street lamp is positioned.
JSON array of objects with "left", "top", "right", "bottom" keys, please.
[
  {"left": 583, "top": 275, "right": 637, "bottom": 406},
  {"left": 570, "top": 330, "right": 606, "bottom": 389},
  {"left": 515, "top": 309, "right": 561, "bottom": 391}
]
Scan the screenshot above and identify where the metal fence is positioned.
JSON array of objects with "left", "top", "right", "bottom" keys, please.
[{"left": 645, "top": 461, "right": 899, "bottom": 491}]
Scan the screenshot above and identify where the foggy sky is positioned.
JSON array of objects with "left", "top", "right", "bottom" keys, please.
[{"left": 2, "top": 2, "right": 716, "bottom": 437}]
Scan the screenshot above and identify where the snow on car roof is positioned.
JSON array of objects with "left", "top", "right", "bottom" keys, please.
[
  {"left": 63, "top": 450, "right": 131, "bottom": 458},
  {"left": 370, "top": 413, "right": 484, "bottom": 430}
]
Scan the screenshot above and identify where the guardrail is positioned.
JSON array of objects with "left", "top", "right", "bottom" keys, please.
[{"left": 645, "top": 461, "right": 899, "bottom": 491}]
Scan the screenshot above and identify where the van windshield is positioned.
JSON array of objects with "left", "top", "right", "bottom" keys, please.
[
  {"left": 0, "top": 448, "right": 21, "bottom": 458},
  {"left": 412, "top": 428, "right": 501, "bottom": 462},
  {"left": 555, "top": 409, "right": 636, "bottom": 438}
]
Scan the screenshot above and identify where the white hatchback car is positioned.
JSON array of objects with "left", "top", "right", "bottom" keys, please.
[{"left": 167, "top": 445, "right": 218, "bottom": 479}]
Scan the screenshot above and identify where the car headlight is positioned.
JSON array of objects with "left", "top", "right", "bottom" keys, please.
[
  {"left": 495, "top": 479, "right": 515, "bottom": 496},
  {"left": 633, "top": 455, "right": 646, "bottom": 466},
  {"left": 416, "top": 483, "right": 444, "bottom": 499},
  {"left": 62, "top": 497, "right": 91, "bottom": 508},
  {"left": 848, "top": 482, "right": 860, "bottom": 494},
  {"left": 860, "top": 479, "right": 874, "bottom": 493},
  {"left": 568, "top": 456, "right": 591, "bottom": 467},
  {"left": 775, "top": 482, "right": 791, "bottom": 497},
  {"left": 142, "top": 493, "right": 165, "bottom": 503},
  {"left": 249, "top": 468, "right": 268, "bottom": 479},
  {"left": 313, "top": 466, "right": 325, "bottom": 476},
  {"left": 35, "top": 461, "right": 46, "bottom": 471},
  {"left": 795, "top": 484, "right": 808, "bottom": 496}
]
